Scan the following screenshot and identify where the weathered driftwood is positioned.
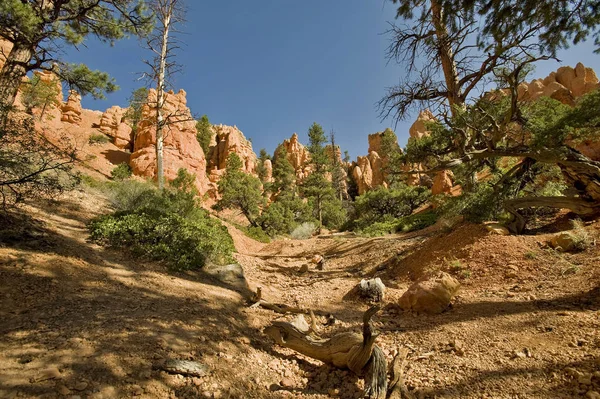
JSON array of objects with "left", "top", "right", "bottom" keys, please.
[
  {"left": 387, "top": 347, "right": 414, "bottom": 399},
  {"left": 265, "top": 306, "right": 388, "bottom": 399}
]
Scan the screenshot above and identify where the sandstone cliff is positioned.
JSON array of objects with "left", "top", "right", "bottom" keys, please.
[{"left": 129, "top": 89, "right": 210, "bottom": 195}]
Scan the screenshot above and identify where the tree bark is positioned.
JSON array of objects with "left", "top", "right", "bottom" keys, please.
[
  {"left": 0, "top": 42, "right": 34, "bottom": 125},
  {"left": 264, "top": 306, "right": 387, "bottom": 398},
  {"left": 430, "top": 0, "right": 462, "bottom": 116},
  {"left": 155, "top": 7, "right": 172, "bottom": 191}
]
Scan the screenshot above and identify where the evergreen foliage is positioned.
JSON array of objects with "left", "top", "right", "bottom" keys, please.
[
  {"left": 391, "top": 0, "right": 600, "bottom": 55},
  {"left": 301, "top": 122, "right": 341, "bottom": 227},
  {"left": 0, "top": 116, "right": 78, "bottom": 207},
  {"left": 196, "top": 115, "right": 212, "bottom": 156},
  {"left": 213, "top": 153, "right": 265, "bottom": 226},
  {"left": 20, "top": 74, "right": 61, "bottom": 118},
  {"left": 90, "top": 169, "right": 234, "bottom": 271},
  {"left": 126, "top": 87, "right": 149, "bottom": 136},
  {"left": 110, "top": 163, "right": 133, "bottom": 181}
]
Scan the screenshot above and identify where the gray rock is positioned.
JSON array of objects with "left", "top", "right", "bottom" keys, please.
[
  {"left": 359, "top": 278, "right": 385, "bottom": 302},
  {"left": 159, "top": 359, "right": 209, "bottom": 377},
  {"left": 204, "top": 263, "right": 249, "bottom": 292}
]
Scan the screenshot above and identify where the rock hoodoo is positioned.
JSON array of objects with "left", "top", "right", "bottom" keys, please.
[
  {"left": 60, "top": 90, "right": 82, "bottom": 125},
  {"left": 352, "top": 151, "right": 385, "bottom": 195},
  {"left": 515, "top": 62, "right": 599, "bottom": 105},
  {"left": 276, "top": 133, "right": 311, "bottom": 181},
  {"left": 99, "top": 106, "right": 133, "bottom": 149},
  {"left": 129, "top": 88, "right": 210, "bottom": 194},
  {"left": 207, "top": 124, "right": 257, "bottom": 175}
]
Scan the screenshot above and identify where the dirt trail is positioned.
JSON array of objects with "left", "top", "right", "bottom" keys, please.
[{"left": 1, "top": 190, "right": 599, "bottom": 399}]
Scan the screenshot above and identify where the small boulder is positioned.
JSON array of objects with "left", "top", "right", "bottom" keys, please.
[
  {"left": 548, "top": 232, "right": 580, "bottom": 252},
  {"left": 358, "top": 278, "right": 385, "bottom": 302},
  {"left": 398, "top": 272, "right": 460, "bottom": 314},
  {"left": 311, "top": 255, "right": 325, "bottom": 270},
  {"left": 204, "top": 263, "right": 249, "bottom": 291},
  {"left": 485, "top": 222, "right": 510, "bottom": 236}
]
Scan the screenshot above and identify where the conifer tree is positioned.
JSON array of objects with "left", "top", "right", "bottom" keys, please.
[
  {"left": 20, "top": 74, "right": 61, "bottom": 119},
  {"left": 0, "top": 0, "right": 152, "bottom": 122},
  {"left": 196, "top": 115, "right": 212, "bottom": 156},
  {"left": 301, "top": 122, "right": 336, "bottom": 227},
  {"left": 213, "top": 153, "right": 264, "bottom": 226}
]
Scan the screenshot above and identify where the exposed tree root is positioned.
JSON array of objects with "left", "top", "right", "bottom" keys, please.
[
  {"left": 264, "top": 306, "right": 391, "bottom": 398},
  {"left": 387, "top": 347, "right": 414, "bottom": 399},
  {"left": 505, "top": 196, "right": 600, "bottom": 233}
]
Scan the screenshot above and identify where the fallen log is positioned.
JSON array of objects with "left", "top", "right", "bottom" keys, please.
[{"left": 265, "top": 306, "right": 388, "bottom": 399}]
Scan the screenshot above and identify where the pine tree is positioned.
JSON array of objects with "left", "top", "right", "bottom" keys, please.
[
  {"left": 301, "top": 122, "right": 336, "bottom": 227},
  {"left": 271, "top": 147, "right": 296, "bottom": 199},
  {"left": 0, "top": 1, "right": 152, "bottom": 123},
  {"left": 196, "top": 115, "right": 212, "bottom": 156},
  {"left": 20, "top": 74, "right": 61, "bottom": 119},
  {"left": 213, "top": 153, "right": 264, "bottom": 226}
]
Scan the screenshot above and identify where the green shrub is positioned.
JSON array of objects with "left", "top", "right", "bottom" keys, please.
[
  {"left": 258, "top": 197, "right": 314, "bottom": 237},
  {"left": 357, "top": 219, "right": 399, "bottom": 237},
  {"left": 111, "top": 163, "right": 132, "bottom": 180},
  {"left": 351, "top": 184, "right": 430, "bottom": 231},
  {"left": 89, "top": 169, "right": 234, "bottom": 270},
  {"left": 438, "top": 183, "right": 501, "bottom": 223},
  {"left": 290, "top": 222, "right": 316, "bottom": 239},
  {"left": 103, "top": 179, "right": 156, "bottom": 212},
  {"left": 396, "top": 211, "right": 438, "bottom": 232},
  {"left": 244, "top": 226, "right": 271, "bottom": 243},
  {"left": 88, "top": 133, "right": 111, "bottom": 145}
]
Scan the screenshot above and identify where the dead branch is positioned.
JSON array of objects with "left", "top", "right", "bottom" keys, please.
[
  {"left": 265, "top": 306, "right": 387, "bottom": 398},
  {"left": 387, "top": 347, "right": 415, "bottom": 399}
]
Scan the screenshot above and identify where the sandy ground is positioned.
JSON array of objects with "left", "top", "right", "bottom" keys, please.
[{"left": 1, "top": 189, "right": 599, "bottom": 399}]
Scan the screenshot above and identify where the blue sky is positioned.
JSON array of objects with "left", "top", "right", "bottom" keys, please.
[{"left": 66, "top": 1, "right": 599, "bottom": 159}]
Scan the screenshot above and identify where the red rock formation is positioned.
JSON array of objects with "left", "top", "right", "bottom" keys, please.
[
  {"left": 263, "top": 159, "right": 273, "bottom": 183},
  {"left": 276, "top": 133, "right": 312, "bottom": 181},
  {"left": 0, "top": 39, "right": 12, "bottom": 70},
  {"left": 61, "top": 91, "right": 82, "bottom": 125},
  {"left": 352, "top": 151, "right": 386, "bottom": 195},
  {"left": 207, "top": 124, "right": 257, "bottom": 175},
  {"left": 99, "top": 106, "right": 133, "bottom": 149},
  {"left": 129, "top": 88, "right": 210, "bottom": 194},
  {"left": 431, "top": 170, "right": 454, "bottom": 195},
  {"left": 409, "top": 110, "right": 436, "bottom": 140}
]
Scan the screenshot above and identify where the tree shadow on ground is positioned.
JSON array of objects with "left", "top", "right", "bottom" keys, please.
[{"left": 0, "top": 207, "right": 271, "bottom": 398}]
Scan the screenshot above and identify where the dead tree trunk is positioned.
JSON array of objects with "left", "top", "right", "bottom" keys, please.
[{"left": 264, "top": 306, "right": 388, "bottom": 399}]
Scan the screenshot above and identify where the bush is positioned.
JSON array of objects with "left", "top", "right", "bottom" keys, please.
[
  {"left": 396, "top": 211, "right": 438, "bottom": 232},
  {"left": 351, "top": 184, "right": 430, "bottom": 231},
  {"left": 244, "top": 226, "right": 271, "bottom": 243},
  {"left": 103, "top": 180, "right": 156, "bottom": 212},
  {"left": 88, "top": 133, "right": 111, "bottom": 145},
  {"left": 290, "top": 222, "right": 316, "bottom": 240},
  {"left": 90, "top": 169, "right": 234, "bottom": 270},
  {"left": 0, "top": 116, "right": 77, "bottom": 206},
  {"left": 438, "top": 183, "right": 501, "bottom": 223},
  {"left": 357, "top": 219, "right": 399, "bottom": 237},
  {"left": 258, "top": 197, "right": 314, "bottom": 237},
  {"left": 355, "top": 211, "right": 438, "bottom": 237},
  {"left": 111, "top": 163, "right": 132, "bottom": 180}
]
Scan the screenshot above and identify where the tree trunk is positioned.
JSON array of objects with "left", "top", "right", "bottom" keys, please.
[
  {"left": 155, "top": 10, "right": 171, "bottom": 191},
  {"left": 430, "top": 0, "right": 462, "bottom": 116},
  {"left": 0, "top": 42, "right": 33, "bottom": 125},
  {"left": 264, "top": 306, "right": 387, "bottom": 399}
]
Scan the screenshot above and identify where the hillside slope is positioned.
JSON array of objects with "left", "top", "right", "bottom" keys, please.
[{"left": 0, "top": 189, "right": 599, "bottom": 398}]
